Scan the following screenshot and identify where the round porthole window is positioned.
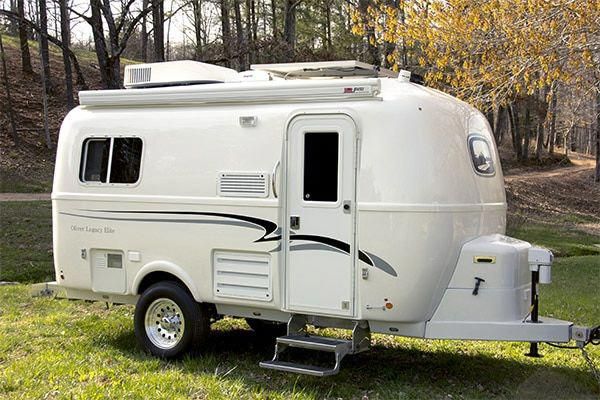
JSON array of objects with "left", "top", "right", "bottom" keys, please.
[{"left": 468, "top": 136, "right": 495, "bottom": 176}]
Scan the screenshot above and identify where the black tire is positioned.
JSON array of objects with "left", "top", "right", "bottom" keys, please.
[
  {"left": 246, "top": 318, "right": 287, "bottom": 338},
  {"left": 134, "top": 281, "right": 210, "bottom": 358}
]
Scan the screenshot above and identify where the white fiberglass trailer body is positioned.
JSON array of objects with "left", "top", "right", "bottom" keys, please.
[{"left": 39, "top": 60, "right": 587, "bottom": 376}]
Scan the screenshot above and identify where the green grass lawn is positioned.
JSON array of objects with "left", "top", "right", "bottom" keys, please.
[{"left": 0, "top": 201, "right": 599, "bottom": 399}]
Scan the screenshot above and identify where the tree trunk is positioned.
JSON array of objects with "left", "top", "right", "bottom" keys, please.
[
  {"left": 38, "top": 0, "right": 51, "bottom": 90},
  {"left": 220, "top": 0, "right": 231, "bottom": 67},
  {"left": 7, "top": 0, "right": 19, "bottom": 35},
  {"left": 271, "top": 0, "right": 277, "bottom": 39},
  {"left": 522, "top": 105, "right": 531, "bottom": 161},
  {"left": 324, "top": 0, "right": 331, "bottom": 54},
  {"left": 535, "top": 122, "right": 544, "bottom": 161},
  {"left": 493, "top": 105, "right": 508, "bottom": 145},
  {"left": 548, "top": 87, "right": 557, "bottom": 154},
  {"left": 37, "top": 27, "right": 51, "bottom": 149},
  {"left": 106, "top": 56, "right": 121, "bottom": 89},
  {"left": 141, "top": 0, "right": 149, "bottom": 62},
  {"left": 59, "top": 0, "right": 74, "bottom": 109},
  {"left": 90, "top": 0, "right": 110, "bottom": 88},
  {"left": 152, "top": 0, "right": 165, "bottom": 62},
  {"left": 17, "top": 0, "right": 32, "bottom": 73},
  {"left": 509, "top": 103, "right": 522, "bottom": 160},
  {"left": 594, "top": 90, "right": 600, "bottom": 182},
  {"left": 233, "top": 0, "right": 245, "bottom": 69},
  {"left": 0, "top": 34, "right": 19, "bottom": 145},
  {"left": 246, "top": 0, "right": 254, "bottom": 65},
  {"left": 193, "top": 0, "right": 203, "bottom": 60},
  {"left": 283, "top": 0, "right": 297, "bottom": 61}
]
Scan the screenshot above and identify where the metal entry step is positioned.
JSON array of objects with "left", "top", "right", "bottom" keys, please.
[
  {"left": 260, "top": 359, "right": 340, "bottom": 377},
  {"left": 277, "top": 334, "right": 353, "bottom": 352},
  {"left": 259, "top": 315, "right": 371, "bottom": 376}
]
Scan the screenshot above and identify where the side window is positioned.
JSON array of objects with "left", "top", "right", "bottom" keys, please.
[
  {"left": 81, "top": 138, "right": 110, "bottom": 182},
  {"left": 303, "top": 132, "right": 339, "bottom": 202},
  {"left": 468, "top": 136, "right": 495, "bottom": 175},
  {"left": 80, "top": 137, "right": 143, "bottom": 184},
  {"left": 110, "top": 138, "right": 143, "bottom": 183}
]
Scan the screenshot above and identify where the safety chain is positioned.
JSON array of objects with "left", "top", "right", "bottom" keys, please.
[{"left": 581, "top": 346, "right": 600, "bottom": 390}]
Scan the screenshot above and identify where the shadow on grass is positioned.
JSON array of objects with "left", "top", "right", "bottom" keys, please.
[{"left": 101, "top": 326, "right": 598, "bottom": 398}]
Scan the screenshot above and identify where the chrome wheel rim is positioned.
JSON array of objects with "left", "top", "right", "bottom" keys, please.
[{"left": 144, "top": 298, "right": 185, "bottom": 350}]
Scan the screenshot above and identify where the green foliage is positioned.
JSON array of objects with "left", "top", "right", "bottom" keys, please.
[
  {"left": 0, "top": 201, "right": 53, "bottom": 283},
  {"left": 0, "top": 171, "right": 53, "bottom": 193}
]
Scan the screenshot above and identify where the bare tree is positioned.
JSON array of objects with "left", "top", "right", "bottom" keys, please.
[
  {"left": 1, "top": 9, "right": 88, "bottom": 90},
  {"left": 68, "top": 0, "right": 154, "bottom": 88},
  {"left": 233, "top": 0, "right": 245, "bottom": 68},
  {"left": 141, "top": 0, "right": 149, "bottom": 62},
  {"left": 0, "top": 34, "right": 19, "bottom": 145},
  {"left": 17, "top": 0, "right": 32, "bottom": 73},
  {"left": 38, "top": 0, "right": 51, "bottom": 90},
  {"left": 152, "top": 0, "right": 165, "bottom": 61},
  {"left": 283, "top": 0, "right": 300, "bottom": 60},
  {"left": 594, "top": 88, "right": 600, "bottom": 182},
  {"left": 191, "top": 0, "right": 203, "bottom": 60},
  {"left": 220, "top": 0, "right": 232, "bottom": 66},
  {"left": 59, "top": 0, "right": 74, "bottom": 109}
]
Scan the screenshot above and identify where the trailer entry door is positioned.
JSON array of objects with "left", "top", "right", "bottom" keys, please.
[{"left": 285, "top": 115, "right": 357, "bottom": 317}]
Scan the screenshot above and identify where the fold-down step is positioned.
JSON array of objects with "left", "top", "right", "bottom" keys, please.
[
  {"left": 277, "top": 335, "right": 353, "bottom": 352},
  {"left": 260, "top": 360, "right": 339, "bottom": 377},
  {"left": 259, "top": 334, "right": 354, "bottom": 376}
]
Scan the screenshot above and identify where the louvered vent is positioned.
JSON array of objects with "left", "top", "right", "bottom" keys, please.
[
  {"left": 218, "top": 172, "right": 269, "bottom": 198},
  {"left": 213, "top": 251, "right": 272, "bottom": 301},
  {"left": 126, "top": 66, "right": 152, "bottom": 86}
]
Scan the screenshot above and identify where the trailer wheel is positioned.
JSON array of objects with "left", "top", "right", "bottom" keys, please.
[
  {"left": 134, "top": 281, "right": 209, "bottom": 358},
  {"left": 246, "top": 318, "right": 287, "bottom": 339}
]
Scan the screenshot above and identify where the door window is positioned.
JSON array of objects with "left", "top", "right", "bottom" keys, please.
[{"left": 303, "top": 132, "right": 339, "bottom": 202}]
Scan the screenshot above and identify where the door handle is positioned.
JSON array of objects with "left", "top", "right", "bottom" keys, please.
[{"left": 290, "top": 216, "right": 300, "bottom": 230}]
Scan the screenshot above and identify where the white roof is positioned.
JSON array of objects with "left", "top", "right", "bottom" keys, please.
[{"left": 251, "top": 60, "right": 398, "bottom": 79}]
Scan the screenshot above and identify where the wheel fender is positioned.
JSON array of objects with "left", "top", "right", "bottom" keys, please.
[{"left": 132, "top": 261, "right": 201, "bottom": 302}]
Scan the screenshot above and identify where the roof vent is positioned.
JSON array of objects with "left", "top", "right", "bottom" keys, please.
[
  {"left": 123, "top": 60, "right": 239, "bottom": 89},
  {"left": 251, "top": 60, "right": 398, "bottom": 79},
  {"left": 126, "top": 66, "right": 152, "bottom": 85}
]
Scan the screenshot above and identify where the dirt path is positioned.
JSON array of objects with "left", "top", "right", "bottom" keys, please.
[
  {"left": 504, "top": 164, "right": 594, "bottom": 182},
  {"left": 504, "top": 161, "right": 600, "bottom": 236},
  {"left": 0, "top": 193, "right": 51, "bottom": 201}
]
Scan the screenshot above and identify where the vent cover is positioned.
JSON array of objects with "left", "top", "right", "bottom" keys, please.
[
  {"left": 213, "top": 251, "right": 272, "bottom": 301},
  {"left": 126, "top": 66, "right": 152, "bottom": 86},
  {"left": 218, "top": 172, "right": 269, "bottom": 198}
]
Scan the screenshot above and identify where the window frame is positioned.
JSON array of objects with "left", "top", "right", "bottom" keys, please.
[
  {"left": 79, "top": 135, "right": 144, "bottom": 187},
  {"left": 467, "top": 134, "right": 496, "bottom": 177},
  {"left": 301, "top": 130, "right": 343, "bottom": 207}
]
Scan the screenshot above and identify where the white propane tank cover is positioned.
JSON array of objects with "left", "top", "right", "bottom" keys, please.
[
  {"left": 539, "top": 265, "right": 552, "bottom": 284},
  {"left": 398, "top": 70, "right": 412, "bottom": 82},
  {"left": 528, "top": 247, "right": 553, "bottom": 272}
]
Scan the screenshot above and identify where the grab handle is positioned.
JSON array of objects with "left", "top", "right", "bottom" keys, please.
[{"left": 272, "top": 160, "right": 280, "bottom": 198}]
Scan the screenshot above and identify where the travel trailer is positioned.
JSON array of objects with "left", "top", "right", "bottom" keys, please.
[{"left": 33, "top": 60, "right": 595, "bottom": 376}]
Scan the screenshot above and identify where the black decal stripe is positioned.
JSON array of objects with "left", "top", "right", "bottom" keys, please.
[
  {"left": 83, "top": 209, "right": 278, "bottom": 242},
  {"left": 289, "top": 234, "right": 374, "bottom": 267},
  {"left": 74, "top": 209, "right": 397, "bottom": 276}
]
